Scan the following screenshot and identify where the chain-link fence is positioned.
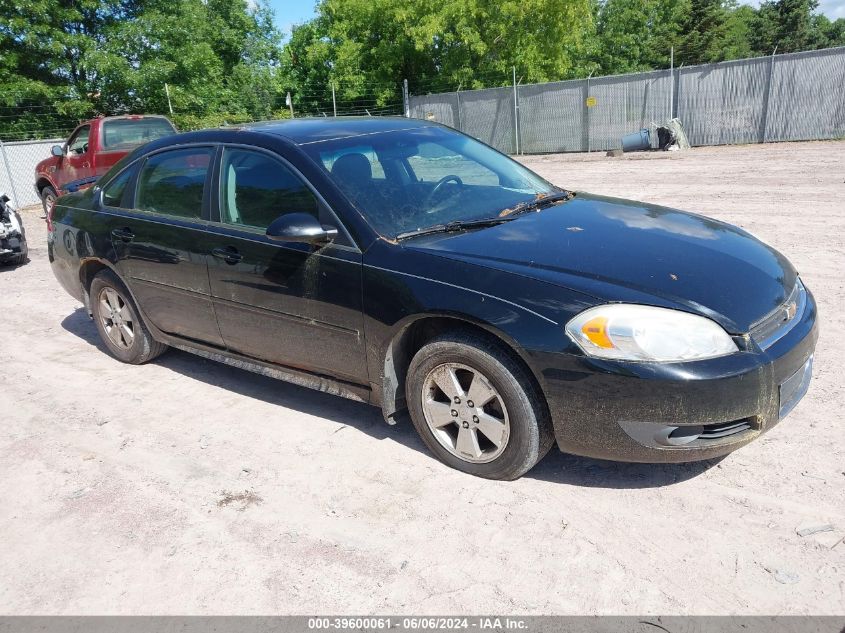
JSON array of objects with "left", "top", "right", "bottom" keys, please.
[
  {"left": 409, "top": 46, "right": 845, "bottom": 154},
  {"left": 0, "top": 138, "right": 64, "bottom": 209}
]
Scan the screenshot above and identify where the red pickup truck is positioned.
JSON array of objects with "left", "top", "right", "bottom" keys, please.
[{"left": 34, "top": 114, "right": 176, "bottom": 213}]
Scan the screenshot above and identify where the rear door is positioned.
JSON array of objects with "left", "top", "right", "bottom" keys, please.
[
  {"left": 205, "top": 145, "right": 368, "bottom": 385},
  {"left": 108, "top": 146, "right": 224, "bottom": 347}
]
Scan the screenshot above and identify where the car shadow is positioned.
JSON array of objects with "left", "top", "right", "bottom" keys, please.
[
  {"left": 526, "top": 449, "right": 723, "bottom": 488},
  {"left": 61, "top": 307, "right": 720, "bottom": 489},
  {"left": 0, "top": 259, "right": 29, "bottom": 271},
  {"left": 60, "top": 307, "right": 427, "bottom": 455}
]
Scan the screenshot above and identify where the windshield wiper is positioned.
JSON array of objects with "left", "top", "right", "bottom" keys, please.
[
  {"left": 499, "top": 189, "right": 575, "bottom": 218},
  {"left": 396, "top": 216, "right": 515, "bottom": 241}
]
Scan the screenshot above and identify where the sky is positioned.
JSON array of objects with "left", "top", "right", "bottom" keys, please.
[
  {"left": 267, "top": 0, "right": 317, "bottom": 36},
  {"left": 266, "top": 0, "right": 844, "bottom": 36}
]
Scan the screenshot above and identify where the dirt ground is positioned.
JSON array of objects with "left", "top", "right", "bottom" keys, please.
[{"left": 1, "top": 141, "right": 843, "bottom": 615}]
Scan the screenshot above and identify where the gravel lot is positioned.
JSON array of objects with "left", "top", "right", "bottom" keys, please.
[{"left": 2, "top": 141, "right": 843, "bottom": 615}]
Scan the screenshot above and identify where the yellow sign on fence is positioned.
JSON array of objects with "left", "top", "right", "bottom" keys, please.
[{"left": 586, "top": 96, "right": 597, "bottom": 107}]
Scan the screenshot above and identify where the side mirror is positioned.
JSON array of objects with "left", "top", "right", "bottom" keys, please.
[
  {"left": 265, "top": 212, "right": 338, "bottom": 244},
  {"left": 51, "top": 145, "right": 64, "bottom": 157}
]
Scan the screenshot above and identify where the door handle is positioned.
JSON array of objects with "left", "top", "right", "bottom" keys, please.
[
  {"left": 212, "top": 246, "right": 243, "bottom": 265},
  {"left": 111, "top": 227, "right": 135, "bottom": 242},
  {"left": 82, "top": 162, "right": 91, "bottom": 168}
]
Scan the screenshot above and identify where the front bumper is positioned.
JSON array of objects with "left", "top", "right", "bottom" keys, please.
[{"left": 534, "top": 287, "right": 819, "bottom": 463}]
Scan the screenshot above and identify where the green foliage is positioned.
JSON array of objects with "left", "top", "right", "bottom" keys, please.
[
  {"left": 676, "top": 0, "right": 730, "bottom": 64},
  {"left": 281, "top": 0, "right": 596, "bottom": 108},
  {"left": 748, "top": 0, "right": 845, "bottom": 53},
  {"left": 0, "top": 0, "right": 282, "bottom": 138},
  {"left": 594, "top": 0, "right": 687, "bottom": 73}
]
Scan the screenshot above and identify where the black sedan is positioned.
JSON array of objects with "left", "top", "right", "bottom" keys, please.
[{"left": 47, "top": 118, "right": 818, "bottom": 480}]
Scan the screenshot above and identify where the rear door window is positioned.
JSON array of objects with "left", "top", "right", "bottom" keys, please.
[{"left": 135, "top": 148, "right": 213, "bottom": 219}]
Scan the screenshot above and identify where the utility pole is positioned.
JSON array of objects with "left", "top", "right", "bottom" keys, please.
[
  {"left": 760, "top": 46, "right": 778, "bottom": 143},
  {"left": 332, "top": 83, "right": 337, "bottom": 117},
  {"left": 456, "top": 83, "right": 463, "bottom": 132},
  {"left": 286, "top": 92, "right": 294, "bottom": 118},
  {"left": 512, "top": 66, "right": 520, "bottom": 155},
  {"left": 164, "top": 83, "right": 174, "bottom": 115},
  {"left": 669, "top": 47, "right": 674, "bottom": 120},
  {"left": 403, "top": 79, "right": 410, "bottom": 118},
  {"left": 586, "top": 70, "right": 594, "bottom": 153}
]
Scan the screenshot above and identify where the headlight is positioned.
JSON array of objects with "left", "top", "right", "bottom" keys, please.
[{"left": 565, "top": 304, "right": 738, "bottom": 362}]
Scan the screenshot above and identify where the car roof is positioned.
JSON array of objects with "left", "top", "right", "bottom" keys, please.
[{"left": 240, "top": 116, "right": 437, "bottom": 145}]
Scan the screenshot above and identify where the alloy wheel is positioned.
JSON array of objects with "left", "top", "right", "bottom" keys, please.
[
  {"left": 98, "top": 287, "right": 135, "bottom": 350},
  {"left": 421, "top": 362, "right": 510, "bottom": 463}
]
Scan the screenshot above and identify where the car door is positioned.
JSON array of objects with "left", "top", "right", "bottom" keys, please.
[
  {"left": 58, "top": 124, "right": 93, "bottom": 188},
  {"left": 108, "top": 146, "right": 225, "bottom": 347},
  {"left": 205, "top": 145, "right": 368, "bottom": 385}
]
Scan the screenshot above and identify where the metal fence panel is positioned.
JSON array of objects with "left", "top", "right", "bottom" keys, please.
[
  {"left": 458, "top": 87, "right": 515, "bottom": 154},
  {"left": 409, "top": 92, "right": 460, "bottom": 128},
  {"left": 408, "top": 46, "right": 845, "bottom": 154},
  {"left": 588, "top": 70, "right": 672, "bottom": 151},
  {"left": 410, "top": 86, "right": 515, "bottom": 153},
  {"left": 676, "top": 57, "right": 771, "bottom": 146},
  {"left": 0, "top": 138, "right": 60, "bottom": 208},
  {"left": 519, "top": 79, "right": 587, "bottom": 153},
  {"left": 766, "top": 47, "right": 845, "bottom": 142}
]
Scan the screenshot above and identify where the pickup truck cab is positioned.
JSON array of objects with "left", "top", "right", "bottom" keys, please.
[{"left": 35, "top": 114, "right": 175, "bottom": 213}]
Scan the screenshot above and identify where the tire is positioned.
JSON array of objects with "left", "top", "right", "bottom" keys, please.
[
  {"left": 90, "top": 269, "right": 167, "bottom": 364},
  {"left": 41, "top": 186, "right": 57, "bottom": 217},
  {"left": 406, "top": 331, "right": 554, "bottom": 480}
]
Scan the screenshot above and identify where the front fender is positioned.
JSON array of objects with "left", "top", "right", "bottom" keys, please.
[{"left": 362, "top": 244, "right": 598, "bottom": 419}]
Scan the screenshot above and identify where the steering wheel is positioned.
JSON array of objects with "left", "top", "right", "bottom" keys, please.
[{"left": 425, "top": 175, "right": 464, "bottom": 209}]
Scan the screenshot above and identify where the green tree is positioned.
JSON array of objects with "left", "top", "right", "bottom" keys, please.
[
  {"left": 721, "top": 3, "right": 755, "bottom": 60},
  {"left": 594, "top": 0, "right": 687, "bottom": 73},
  {"left": 0, "top": 0, "right": 283, "bottom": 138},
  {"left": 0, "top": 0, "right": 144, "bottom": 135},
  {"left": 676, "top": 0, "right": 731, "bottom": 64},
  {"left": 94, "top": 0, "right": 283, "bottom": 118},
  {"left": 280, "top": 0, "right": 596, "bottom": 112},
  {"left": 748, "top": 0, "right": 839, "bottom": 53}
]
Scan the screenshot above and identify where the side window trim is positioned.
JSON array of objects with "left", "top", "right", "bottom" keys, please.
[
  {"left": 216, "top": 143, "right": 358, "bottom": 250},
  {"left": 131, "top": 144, "right": 218, "bottom": 222}
]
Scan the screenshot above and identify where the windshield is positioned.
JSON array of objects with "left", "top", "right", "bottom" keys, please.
[
  {"left": 304, "top": 126, "right": 557, "bottom": 238},
  {"left": 102, "top": 118, "right": 176, "bottom": 150}
]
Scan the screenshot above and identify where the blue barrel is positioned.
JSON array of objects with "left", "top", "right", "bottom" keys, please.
[{"left": 621, "top": 128, "right": 651, "bottom": 152}]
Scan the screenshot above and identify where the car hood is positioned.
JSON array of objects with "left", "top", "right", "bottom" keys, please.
[{"left": 402, "top": 193, "right": 797, "bottom": 333}]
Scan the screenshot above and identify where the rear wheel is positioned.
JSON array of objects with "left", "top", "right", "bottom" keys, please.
[
  {"left": 406, "top": 332, "right": 554, "bottom": 480},
  {"left": 40, "top": 186, "right": 57, "bottom": 217},
  {"left": 90, "top": 270, "right": 167, "bottom": 364}
]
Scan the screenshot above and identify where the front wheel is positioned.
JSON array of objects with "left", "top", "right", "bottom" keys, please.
[
  {"left": 406, "top": 332, "right": 554, "bottom": 480},
  {"left": 90, "top": 270, "right": 167, "bottom": 364},
  {"left": 41, "top": 186, "right": 57, "bottom": 217}
]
